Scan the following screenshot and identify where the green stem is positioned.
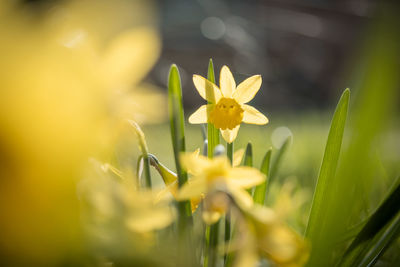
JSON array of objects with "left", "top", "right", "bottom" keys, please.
[
  {"left": 142, "top": 154, "right": 152, "bottom": 188},
  {"left": 224, "top": 142, "right": 233, "bottom": 265},
  {"left": 204, "top": 59, "right": 221, "bottom": 267},
  {"left": 227, "top": 142, "right": 233, "bottom": 164},
  {"left": 207, "top": 59, "right": 219, "bottom": 158},
  {"left": 208, "top": 221, "right": 220, "bottom": 267},
  {"left": 129, "top": 120, "right": 152, "bottom": 189}
]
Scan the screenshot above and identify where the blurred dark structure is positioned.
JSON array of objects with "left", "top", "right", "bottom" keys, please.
[
  {"left": 151, "top": 0, "right": 377, "bottom": 112},
  {"left": 22, "top": 0, "right": 385, "bottom": 112}
]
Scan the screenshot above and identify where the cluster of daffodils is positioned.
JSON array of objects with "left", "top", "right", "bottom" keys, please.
[
  {"left": 0, "top": 0, "right": 165, "bottom": 265},
  {"left": 125, "top": 64, "right": 309, "bottom": 267}
]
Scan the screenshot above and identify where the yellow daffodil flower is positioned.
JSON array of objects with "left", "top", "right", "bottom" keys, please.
[
  {"left": 80, "top": 162, "right": 175, "bottom": 235},
  {"left": 148, "top": 147, "right": 245, "bottom": 213},
  {"left": 176, "top": 152, "right": 265, "bottom": 224},
  {"left": 231, "top": 204, "right": 309, "bottom": 267},
  {"left": 0, "top": 0, "right": 162, "bottom": 264},
  {"left": 189, "top": 66, "right": 269, "bottom": 143}
]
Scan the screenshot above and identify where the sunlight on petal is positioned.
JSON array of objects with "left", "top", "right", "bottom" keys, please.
[
  {"left": 221, "top": 125, "right": 240, "bottom": 143},
  {"left": 233, "top": 148, "right": 245, "bottom": 167},
  {"left": 228, "top": 186, "right": 254, "bottom": 209},
  {"left": 228, "top": 167, "right": 266, "bottom": 188},
  {"left": 176, "top": 178, "right": 207, "bottom": 200},
  {"left": 242, "top": 105, "right": 269, "bottom": 125},
  {"left": 220, "top": 65, "right": 236, "bottom": 98},
  {"left": 202, "top": 210, "right": 222, "bottom": 225},
  {"left": 193, "top": 75, "right": 222, "bottom": 103},
  {"left": 188, "top": 105, "right": 209, "bottom": 124},
  {"left": 233, "top": 75, "right": 262, "bottom": 104},
  {"left": 180, "top": 153, "right": 210, "bottom": 175},
  {"left": 102, "top": 28, "right": 160, "bottom": 90}
]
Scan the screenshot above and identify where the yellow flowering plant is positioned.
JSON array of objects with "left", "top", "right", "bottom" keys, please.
[
  {"left": 126, "top": 62, "right": 310, "bottom": 267},
  {"left": 5, "top": 1, "right": 395, "bottom": 266},
  {"left": 189, "top": 65, "right": 269, "bottom": 143},
  {"left": 177, "top": 150, "right": 265, "bottom": 224}
]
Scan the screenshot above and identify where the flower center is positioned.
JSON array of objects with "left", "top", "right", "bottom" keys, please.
[{"left": 209, "top": 98, "right": 244, "bottom": 130}]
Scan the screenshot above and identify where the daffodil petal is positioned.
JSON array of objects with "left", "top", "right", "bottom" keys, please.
[
  {"left": 155, "top": 181, "right": 178, "bottom": 202},
  {"left": 103, "top": 28, "right": 160, "bottom": 89},
  {"left": 202, "top": 210, "right": 222, "bottom": 225},
  {"left": 228, "top": 185, "right": 254, "bottom": 208},
  {"left": 233, "top": 148, "right": 245, "bottom": 167},
  {"left": 193, "top": 75, "right": 222, "bottom": 103},
  {"left": 188, "top": 105, "right": 209, "bottom": 124},
  {"left": 180, "top": 152, "right": 210, "bottom": 175},
  {"left": 242, "top": 105, "right": 269, "bottom": 125},
  {"left": 221, "top": 125, "right": 240, "bottom": 144},
  {"left": 220, "top": 65, "right": 236, "bottom": 98},
  {"left": 176, "top": 177, "right": 207, "bottom": 200},
  {"left": 126, "top": 207, "right": 174, "bottom": 233},
  {"left": 228, "top": 167, "right": 266, "bottom": 188},
  {"left": 233, "top": 75, "right": 262, "bottom": 104}
]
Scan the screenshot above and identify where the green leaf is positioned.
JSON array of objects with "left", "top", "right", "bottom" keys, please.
[
  {"left": 168, "top": 64, "right": 191, "bottom": 217},
  {"left": 253, "top": 148, "right": 272, "bottom": 205},
  {"left": 264, "top": 136, "right": 291, "bottom": 200},
  {"left": 269, "top": 136, "right": 291, "bottom": 181},
  {"left": 207, "top": 59, "right": 219, "bottom": 158},
  {"left": 243, "top": 142, "right": 253, "bottom": 167},
  {"left": 338, "top": 181, "right": 400, "bottom": 267},
  {"left": 243, "top": 142, "right": 254, "bottom": 195},
  {"left": 304, "top": 89, "right": 350, "bottom": 264}
]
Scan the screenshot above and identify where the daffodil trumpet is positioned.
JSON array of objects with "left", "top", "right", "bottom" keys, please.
[{"left": 189, "top": 65, "right": 269, "bottom": 143}]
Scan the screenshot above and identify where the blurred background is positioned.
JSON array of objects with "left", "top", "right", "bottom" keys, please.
[
  {"left": 1, "top": 0, "right": 399, "bottom": 266},
  {"left": 151, "top": 0, "right": 371, "bottom": 111}
]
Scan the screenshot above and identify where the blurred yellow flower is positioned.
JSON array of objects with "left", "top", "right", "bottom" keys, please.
[
  {"left": 177, "top": 152, "right": 265, "bottom": 224},
  {"left": 189, "top": 66, "right": 269, "bottom": 143},
  {"left": 232, "top": 204, "right": 309, "bottom": 267},
  {"left": 153, "top": 148, "right": 246, "bottom": 213},
  {"left": 0, "top": 0, "right": 162, "bottom": 264},
  {"left": 79, "top": 161, "right": 175, "bottom": 256}
]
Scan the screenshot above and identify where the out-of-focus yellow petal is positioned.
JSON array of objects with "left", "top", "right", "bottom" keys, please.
[
  {"left": 176, "top": 178, "right": 207, "bottom": 200},
  {"left": 242, "top": 104, "right": 269, "bottom": 125},
  {"left": 228, "top": 186, "right": 254, "bottom": 209},
  {"left": 233, "top": 75, "right": 262, "bottom": 104},
  {"left": 126, "top": 206, "right": 174, "bottom": 233},
  {"left": 188, "top": 104, "right": 209, "bottom": 124},
  {"left": 117, "top": 84, "right": 167, "bottom": 124},
  {"left": 202, "top": 210, "right": 222, "bottom": 225},
  {"left": 233, "top": 148, "right": 245, "bottom": 167},
  {"left": 219, "top": 65, "right": 236, "bottom": 98},
  {"left": 156, "top": 180, "right": 179, "bottom": 200},
  {"left": 156, "top": 180, "right": 202, "bottom": 213},
  {"left": 234, "top": 245, "right": 259, "bottom": 267},
  {"left": 193, "top": 75, "right": 222, "bottom": 103},
  {"left": 228, "top": 167, "right": 265, "bottom": 188},
  {"left": 180, "top": 152, "right": 210, "bottom": 175},
  {"left": 102, "top": 27, "right": 160, "bottom": 90},
  {"left": 221, "top": 125, "right": 240, "bottom": 143}
]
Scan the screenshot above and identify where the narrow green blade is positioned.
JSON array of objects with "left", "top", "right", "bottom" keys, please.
[
  {"left": 168, "top": 64, "right": 191, "bottom": 218},
  {"left": 243, "top": 142, "right": 253, "bottom": 195},
  {"left": 339, "top": 181, "right": 400, "bottom": 267},
  {"left": 253, "top": 148, "right": 272, "bottom": 205},
  {"left": 265, "top": 136, "right": 291, "bottom": 200},
  {"left": 243, "top": 142, "right": 253, "bottom": 167},
  {"left": 304, "top": 89, "right": 350, "bottom": 264}
]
